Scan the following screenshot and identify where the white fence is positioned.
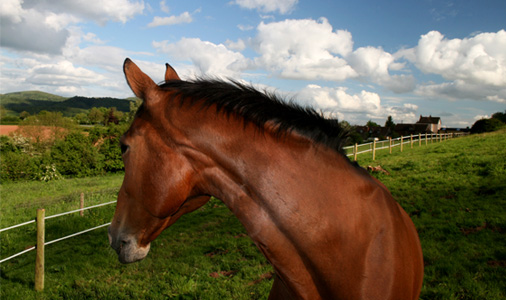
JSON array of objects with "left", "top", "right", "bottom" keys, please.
[
  {"left": 343, "top": 132, "right": 467, "bottom": 161},
  {"left": 0, "top": 197, "right": 116, "bottom": 290}
]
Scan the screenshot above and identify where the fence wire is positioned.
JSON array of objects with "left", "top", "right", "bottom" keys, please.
[{"left": 0, "top": 201, "right": 115, "bottom": 264}]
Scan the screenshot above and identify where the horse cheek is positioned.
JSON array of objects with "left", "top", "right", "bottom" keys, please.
[{"left": 143, "top": 157, "right": 193, "bottom": 218}]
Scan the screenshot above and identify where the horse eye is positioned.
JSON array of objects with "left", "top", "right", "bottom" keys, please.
[{"left": 120, "top": 143, "right": 129, "bottom": 155}]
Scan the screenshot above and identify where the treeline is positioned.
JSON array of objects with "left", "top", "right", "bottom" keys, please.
[
  {"left": 0, "top": 105, "right": 141, "bottom": 181},
  {"left": 2, "top": 99, "right": 141, "bottom": 126}
]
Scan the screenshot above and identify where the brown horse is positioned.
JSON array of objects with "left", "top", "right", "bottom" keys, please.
[{"left": 108, "top": 58, "right": 424, "bottom": 299}]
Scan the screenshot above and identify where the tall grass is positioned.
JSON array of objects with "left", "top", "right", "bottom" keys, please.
[{"left": 1, "top": 130, "right": 505, "bottom": 299}]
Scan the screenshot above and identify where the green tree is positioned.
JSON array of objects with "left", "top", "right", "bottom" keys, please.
[
  {"left": 127, "top": 98, "right": 142, "bottom": 123},
  {"left": 491, "top": 111, "right": 506, "bottom": 123},
  {"left": 88, "top": 107, "right": 105, "bottom": 124},
  {"left": 366, "top": 120, "right": 380, "bottom": 127},
  {"left": 385, "top": 116, "right": 395, "bottom": 128},
  {"left": 74, "top": 112, "right": 90, "bottom": 124},
  {"left": 471, "top": 118, "right": 505, "bottom": 134},
  {"left": 19, "top": 111, "right": 30, "bottom": 120}
]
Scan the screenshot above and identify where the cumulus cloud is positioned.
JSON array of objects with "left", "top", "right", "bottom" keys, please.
[
  {"left": 225, "top": 39, "right": 247, "bottom": 51},
  {"left": 296, "top": 84, "right": 418, "bottom": 123},
  {"left": 1, "top": 7, "right": 70, "bottom": 54},
  {"left": 0, "top": 0, "right": 143, "bottom": 54},
  {"left": 252, "top": 18, "right": 357, "bottom": 81},
  {"left": 232, "top": 0, "right": 298, "bottom": 14},
  {"left": 152, "top": 38, "right": 252, "bottom": 77},
  {"left": 401, "top": 30, "right": 506, "bottom": 101},
  {"left": 23, "top": 0, "right": 144, "bottom": 25},
  {"left": 250, "top": 18, "right": 415, "bottom": 93},
  {"left": 1, "top": 0, "right": 24, "bottom": 23},
  {"left": 347, "top": 46, "right": 415, "bottom": 93},
  {"left": 147, "top": 12, "right": 193, "bottom": 27}
]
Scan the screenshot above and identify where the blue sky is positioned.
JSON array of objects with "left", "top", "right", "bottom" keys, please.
[{"left": 1, "top": 0, "right": 505, "bottom": 127}]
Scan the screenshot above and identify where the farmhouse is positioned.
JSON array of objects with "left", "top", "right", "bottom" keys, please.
[
  {"left": 394, "top": 115, "right": 442, "bottom": 136},
  {"left": 417, "top": 115, "right": 441, "bottom": 133}
]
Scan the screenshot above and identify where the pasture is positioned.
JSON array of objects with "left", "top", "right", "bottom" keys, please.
[{"left": 1, "top": 129, "right": 505, "bottom": 299}]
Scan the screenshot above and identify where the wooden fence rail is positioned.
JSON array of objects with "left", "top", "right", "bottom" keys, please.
[{"left": 343, "top": 132, "right": 467, "bottom": 161}]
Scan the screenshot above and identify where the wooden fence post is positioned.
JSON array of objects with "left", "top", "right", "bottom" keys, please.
[
  {"left": 353, "top": 143, "right": 358, "bottom": 161},
  {"left": 80, "top": 193, "right": 84, "bottom": 217},
  {"left": 35, "top": 208, "right": 45, "bottom": 291},
  {"left": 372, "top": 139, "right": 377, "bottom": 161},
  {"left": 389, "top": 137, "right": 392, "bottom": 154},
  {"left": 425, "top": 133, "right": 428, "bottom": 145},
  {"left": 400, "top": 136, "right": 404, "bottom": 152},
  {"left": 410, "top": 134, "right": 413, "bottom": 149}
]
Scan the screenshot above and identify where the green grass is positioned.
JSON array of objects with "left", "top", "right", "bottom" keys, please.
[{"left": 1, "top": 130, "right": 505, "bottom": 299}]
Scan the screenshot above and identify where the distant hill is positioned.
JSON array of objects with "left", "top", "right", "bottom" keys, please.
[
  {"left": 0, "top": 91, "right": 133, "bottom": 116},
  {"left": 1, "top": 91, "right": 67, "bottom": 103}
]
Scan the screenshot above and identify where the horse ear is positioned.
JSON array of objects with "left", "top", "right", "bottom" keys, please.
[
  {"left": 165, "top": 63, "right": 180, "bottom": 81},
  {"left": 123, "top": 58, "right": 157, "bottom": 99}
]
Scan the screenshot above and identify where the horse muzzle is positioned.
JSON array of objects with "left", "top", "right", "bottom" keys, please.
[{"left": 108, "top": 226, "right": 151, "bottom": 264}]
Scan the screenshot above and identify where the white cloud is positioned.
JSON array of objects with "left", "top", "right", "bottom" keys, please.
[
  {"left": 232, "top": 0, "right": 298, "bottom": 14},
  {"left": 1, "top": 8, "right": 70, "bottom": 54},
  {"left": 296, "top": 84, "right": 418, "bottom": 124},
  {"left": 147, "top": 12, "right": 193, "bottom": 27},
  {"left": 1, "top": 0, "right": 24, "bottom": 23},
  {"left": 225, "top": 39, "right": 246, "bottom": 51},
  {"left": 0, "top": 0, "right": 144, "bottom": 54},
  {"left": 238, "top": 24, "right": 254, "bottom": 31},
  {"left": 250, "top": 18, "right": 415, "bottom": 93},
  {"left": 412, "top": 30, "right": 506, "bottom": 86},
  {"left": 347, "top": 46, "right": 415, "bottom": 93},
  {"left": 160, "top": 0, "right": 170, "bottom": 13},
  {"left": 152, "top": 38, "right": 252, "bottom": 77},
  {"left": 402, "top": 30, "right": 506, "bottom": 102},
  {"left": 474, "top": 114, "right": 490, "bottom": 121},
  {"left": 27, "top": 60, "right": 105, "bottom": 88},
  {"left": 252, "top": 18, "right": 357, "bottom": 81},
  {"left": 26, "top": 0, "right": 144, "bottom": 25},
  {"left": 44, "top": 12, "right": 81, "bottom": 31}
]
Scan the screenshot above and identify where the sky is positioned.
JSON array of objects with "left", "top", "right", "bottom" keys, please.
[{"left": 1, "top": 0, "right": 505, "bottom": 128}]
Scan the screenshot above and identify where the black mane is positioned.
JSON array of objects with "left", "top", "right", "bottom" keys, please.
[{"left": 159, "top": 79, "right": 349, "bottom": 155}]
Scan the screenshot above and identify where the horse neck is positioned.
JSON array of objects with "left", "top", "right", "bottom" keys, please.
[
  {"left": 171, "top": 101, "right": 360, "bottom": 225},
  {"left": 171, "top": 103, "right": 382, "bottom": 298}
]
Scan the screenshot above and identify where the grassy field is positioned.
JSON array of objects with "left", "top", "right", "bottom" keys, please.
[{"left": 1, "top": 130, "right": 505, "bottom": 299}]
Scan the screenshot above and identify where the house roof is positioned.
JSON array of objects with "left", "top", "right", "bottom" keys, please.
[{"left": 417, "top": 115, "right": 441, "bottom": 124}]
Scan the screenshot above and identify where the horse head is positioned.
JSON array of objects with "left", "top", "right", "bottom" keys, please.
[{"left": 108, "top": 59, "right": 210, "bottom": 263}]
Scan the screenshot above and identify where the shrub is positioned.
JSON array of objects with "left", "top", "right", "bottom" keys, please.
[
  {"left": 470, "top": 118, "right": 505, "bottom": 134},
  {"left": 0, "top": 151, "right": 42, "bottom": 181},
  {"left": 51, "top": 132, "right": 104, "bottom": 177}
]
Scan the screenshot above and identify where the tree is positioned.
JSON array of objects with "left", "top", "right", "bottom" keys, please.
[
  {"left": 74, "top": 113, "right": 90, "bottom": 124},
  {"left": 385, "top": 116, "right": 395, "bottom": 128},
  {"left": 492, "top": 111, "right": 506, "bottom": 123},
  {"left": 471, "top": 118, "right": 505, "bottom": 134},
  {"left": 106, "top": 108, "right": 119, "bottom": 125},
  {"left": 366, "top": 120, "right": 380, "bottom": 128},
  {"left": 127, "top": 99, "right": 142, "bottom": 123},
  {"left": 19, "top": 111, "right": 30, "bottom": 120},
  {"left": 88, "top": 107, "right": 105, "bottom": 124}
]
